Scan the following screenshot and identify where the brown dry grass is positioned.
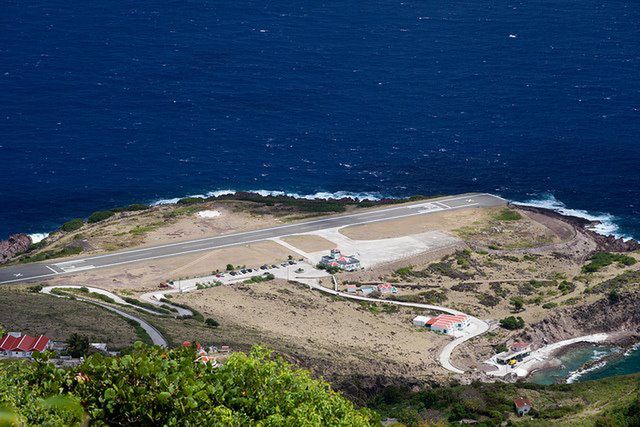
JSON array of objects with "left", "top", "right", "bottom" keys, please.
[
  {"left": 0, "top": 286, "right": 138, "bottom": 349},
  {"left": 171, "top": 280, "right": 452, "bottom": 382}
]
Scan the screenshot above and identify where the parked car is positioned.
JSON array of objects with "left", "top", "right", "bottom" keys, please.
[
  {"left": 271, "top": 264, "right": 278, "bottom": 269},
  {"left": 215, "top": 273, "right": 222, "bottom": 278},
  {"left": 229, "top": 271, "right": 237, "bottom": 276},
  {"left": 288, "top": 260, "right": 296, "bottom": 265},
  {"left": 280, "top": 262, "right": 288, "bottom": 267},
  {"left": 240, "top": 269, "right": 247, "bottom": 274},
  {"left": 260, "top": 265, "right": 269, "bottom": 270}
]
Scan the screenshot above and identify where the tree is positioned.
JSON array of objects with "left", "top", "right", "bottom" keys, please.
[
  {"left": 226, "top": 264, "right": 234, "bottom": 271},
  {"left": 66, "top": 333, "right": 90, "bottom": 358},
  {"left": 499, "top": 316, "right": 525, "bottom": 330},
  {"left": 510, "top": 296, "right": 525, "bottom": 312},
  {"left": 608, "top": 289, "right": 620, "bottom": 304}
]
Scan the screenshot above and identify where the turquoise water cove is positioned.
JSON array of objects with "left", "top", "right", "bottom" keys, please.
[
  {"left": 1, "top": 0, "right": 639, "bottom": 239},
  {"left": 528, "top": 345, "right": 640, "bottom": 385}
]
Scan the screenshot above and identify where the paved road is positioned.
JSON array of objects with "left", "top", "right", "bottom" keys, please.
[
  {"left": 42, "top": 285, "right": 168, "bottom": 346},
  {"left": 0, "top": 193, "right": 504, "bottom": 285},
  {"left": 294, "top": 271, "right": 488, "bottom": 374}
]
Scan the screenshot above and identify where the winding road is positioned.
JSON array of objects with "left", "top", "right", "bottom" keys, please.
[
  {"left": 41, "top": 285, "right": 169, "bottom": 347},
  {"left": 287, "top": 270, "right": 489, "bottom": 374}
]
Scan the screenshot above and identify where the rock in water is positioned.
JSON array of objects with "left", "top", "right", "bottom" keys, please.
[{"left": 0, "top": 234, "right": 32, "bottom": 264}]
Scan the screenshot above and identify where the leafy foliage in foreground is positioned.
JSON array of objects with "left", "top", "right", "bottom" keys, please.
[{"left": 0, "top": 344, "right": 376, "bottom": 426}]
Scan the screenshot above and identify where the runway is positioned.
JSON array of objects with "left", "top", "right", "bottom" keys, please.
[{"left": 0, "top": 193, "right": 505, "bottom": 285}]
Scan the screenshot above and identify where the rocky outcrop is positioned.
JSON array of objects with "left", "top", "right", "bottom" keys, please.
[
  {"left": 0, "top": 234, "right": 32, "bottom": 264},
  {"left": 520, "top": 292, "right": 640, "bottom": 347},
  {"left": 516, "top": 205, "right": 640, "bottom": 252}
]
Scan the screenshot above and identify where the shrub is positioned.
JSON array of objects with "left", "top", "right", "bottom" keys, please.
[
  {"left": 28, "top": 284, "right": 43, "bottom": 293},
  {"left": 510, "top": 296, "right": 525, "bottom": 311},
  {"left": 87, "top": 210, "right": 114, "bottom": 223},
  {"left": 205, "top": 318, "right": 219, "bottom": 327},
  {"left": 60, "top": 218, "right": 84, "bottom": 232},
  {"left": 582, "top": 252, "right": 637, "bottom": 273},
  {"left": 542, "top": 302, "right": 558, "bottom": 309},
  {"left": 177, "top": 197, "right": 205, "bottom": 205},
  {"left": 493, "top": 208, "right": 522, "bottom": 221},
  {"left": 113, "top": 204, "right": 150, "bottom": 212},
  {"left": 499, "top": 316, "right": 525, "bottom": 330},
  {"left": 0, "top": 345, "right": 376, "bottom": 426},
  {"left": 226, "top": 264, "right": 234, "bottom": 271}
]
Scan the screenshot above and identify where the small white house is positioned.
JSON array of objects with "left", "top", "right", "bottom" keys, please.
[
  {"left": 412, "top": 316, "right": 431, "bottom": 327},
  {"left": 514, "top": 397, "right": 532, "bottom": 416}
]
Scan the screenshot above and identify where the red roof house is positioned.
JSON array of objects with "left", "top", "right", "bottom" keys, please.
[
  {"left": 514, "top": 397, "right": 532, "bottom": 416},
  {"left": 0, "top": 333, "right": 50, "bottom": 356}
]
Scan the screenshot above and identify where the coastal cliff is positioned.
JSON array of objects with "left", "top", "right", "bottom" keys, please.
[
  {"left": 516, "top": 205, "right": 640, "bottom": 252},
  {"left": 521, "top": 291, "right": 640, "bottom": 347},
  {"left": 0, "top": 234, "right": 31, "bottom": 264}
]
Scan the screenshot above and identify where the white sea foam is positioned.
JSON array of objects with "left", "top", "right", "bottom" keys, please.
[
  {"left": 566, "top": 360, "right": 608, "bottom": 384},
  {"left": 514, "top": 193, "right": 631, "bottom": 240},
  {"left": 28, "top": 233, "right": 49, "bottom": 244},
  {"left": 151, "top": 189, "right": 387, "bottom": 206}
]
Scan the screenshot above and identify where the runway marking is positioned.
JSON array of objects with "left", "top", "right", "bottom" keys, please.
[
  {"left": 78, "top": 193, "right": 495, "bottom": 262},
  {"left": 0, "top": 193, "right": 504, "bottom": 284},
  {"left": 45, "top": 266, "right": 60, "bottom": 274}
]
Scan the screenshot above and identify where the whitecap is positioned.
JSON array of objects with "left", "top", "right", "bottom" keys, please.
[
  {"left": 28, "top": 233, "right": 49, "bottom": 244},
  {"left": 514, "top": 193, "right": 632, "bottom": 240}
]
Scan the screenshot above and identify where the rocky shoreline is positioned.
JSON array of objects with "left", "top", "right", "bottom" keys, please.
[
  {"left": 516, "top": 204, "right": 640, "bottom": 252},
  {"left": 0, "top": 233, "right": 31, "bottom": 264}
]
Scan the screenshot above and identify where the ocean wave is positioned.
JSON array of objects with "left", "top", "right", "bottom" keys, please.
[
  {"left": 28, "top": 233, "right": 49, "bottom": 244},
  {"left": 151, "top": 189, "right": 389, "bottom": 206},
  {"left": 514, "top": 193, "right": 631, "bottom": 240},
  {"left": 566, "top": 360, "right": 608, "bottom": 384}
]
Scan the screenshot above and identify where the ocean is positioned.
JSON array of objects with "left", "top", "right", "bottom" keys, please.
[
  {"left": 528, "top": 344, "right": 640, "bottom": 385},
  {"left": 1, "top": 1, "right": 639, "bottom": 241}
]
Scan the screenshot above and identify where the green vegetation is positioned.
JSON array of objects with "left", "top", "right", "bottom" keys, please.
[
  {"left": 205, "top": 318, "right": 219, "bottom": 328},
  {"left": 244, "top": 273, "right": 275, "bottom": 284},
  {"left": 19, "top": 245, "right": 83, "bottom": 263},
  {"left": 0, "top": 345, "right": 375, "bottom": 426},
  {"left": 317, "top": 263, "right": 341, "bottom": 274},
  {"left": 499, "top": 316, "right": 525, "bottom": 330},
  {"left": 66, "top": 333, "right": 90, "bottom": 358},
  {"left": 121, "top": 297, "right": 172, "bottom": 315},
  {"left": 510, "top": 296, "right": 525, "bottom": 311},
  {"left": 124, "top": 319, "right": 154, "bottom": 345},
  {"left": 493, "top": 208, "right": 523, "bottom": 221},
  {"left": 368, "top": 374, "right": 640, "bottom": 426},
  {"left": 582, "top": 252, "right": 637, "bottom": 273},
  {"left": 112, "top": 203, "right": 150, "bottom": 212},
  {"left": 60, "top": 218, "right": 84, "bottom": 232},
  {"left": 87, "top": 210, "right": 115, "bottom": 223}
]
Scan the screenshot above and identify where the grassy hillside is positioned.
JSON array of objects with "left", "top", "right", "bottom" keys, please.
[{"left": 369, "top": 375, "right": 640, "bottom": 426}]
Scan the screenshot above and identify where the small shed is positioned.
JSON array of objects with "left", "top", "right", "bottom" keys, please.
[
  {"left": 346, "top": 284, "right": 357, "bottom": 293},
  {"left": 412, "top": 316, "right": 431, "bottom": 327},
  {"left": 514, "top": 397, "right": 532, "bottom": 416}
]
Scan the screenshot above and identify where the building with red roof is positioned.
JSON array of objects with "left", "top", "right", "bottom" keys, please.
[
  {"left": 514, "top": 397, "right": 532, "bottom": 416},
  {"left": 0, "top": 332, "right": 50, "bottom": 358},
  {"left": 426, "top": 314, "right": 470, "bottom": 334}
]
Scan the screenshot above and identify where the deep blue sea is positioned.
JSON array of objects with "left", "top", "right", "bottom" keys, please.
[{"left": 1, "top": 0, "right": 639, "bottom": 240}]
